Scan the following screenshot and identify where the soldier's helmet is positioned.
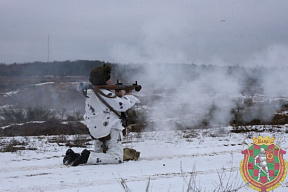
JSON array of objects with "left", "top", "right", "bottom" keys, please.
[{"left": 89, "top": 64, "right": 111, "bottom": 85}]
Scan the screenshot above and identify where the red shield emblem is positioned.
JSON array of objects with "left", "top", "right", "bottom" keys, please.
[{"left": 240, "top": 136, "right": 287, "bottom": 191}]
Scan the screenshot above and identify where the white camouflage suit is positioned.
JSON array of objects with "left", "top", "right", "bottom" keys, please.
[{"left": 84, "top": 88, "right": 139, "bottom": 164}]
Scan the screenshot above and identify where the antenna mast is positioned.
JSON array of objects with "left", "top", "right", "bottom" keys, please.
[{"left": 47, "top": 35, "right": 50, "bottom": 62}]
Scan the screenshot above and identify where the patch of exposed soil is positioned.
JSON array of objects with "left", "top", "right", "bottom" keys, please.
[{"left": 0, "top": 121, "right": 89, "bottom": 137}]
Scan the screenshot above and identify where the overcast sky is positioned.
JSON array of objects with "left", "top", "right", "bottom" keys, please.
[{"left": 1, "top": 0, "right": 288, "bottom": 66}]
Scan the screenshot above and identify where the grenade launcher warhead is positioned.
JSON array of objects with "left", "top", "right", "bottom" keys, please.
[{"left": 79, "top": 80, "right": 142, "bottom": 98}]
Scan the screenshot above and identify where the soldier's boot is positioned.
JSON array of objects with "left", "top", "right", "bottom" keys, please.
[
  {"left": 71, "top": 149, "right": 90, "bottom": 166},
  {"left": 123, "top": 148, "right": 140, "bottom": 161},
  {"left": 63, "top": 149, "right": 80, "bottom": 166}
]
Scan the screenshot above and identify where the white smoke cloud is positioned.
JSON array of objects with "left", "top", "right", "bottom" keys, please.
[
  {"left": 244, "top": 44, "right": 288, "bottom": 68},
  {"left": 242, "top": 44, "right": 288, "bottom": 96},
  {"left": 127, "top": 64, "right": 241, "bottom": 130},
  {"left": 123, "top": 44, "right": 288, "bottom": 130}
]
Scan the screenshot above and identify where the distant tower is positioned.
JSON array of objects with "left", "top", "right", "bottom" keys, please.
[{"left": 47, "top": 35, "right": 50, "bottom": 62}]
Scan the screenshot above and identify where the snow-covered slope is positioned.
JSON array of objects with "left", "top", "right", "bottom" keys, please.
[{"left": 1, "top": 127, "right": 288, "bottom": 192}]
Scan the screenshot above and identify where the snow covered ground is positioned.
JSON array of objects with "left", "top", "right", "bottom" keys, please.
[{"left": 1, "top": 126, "right": 288, "bottom": 192}]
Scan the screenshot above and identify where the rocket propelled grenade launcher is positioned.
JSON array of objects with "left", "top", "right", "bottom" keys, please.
[
  {"left": 79, "top": 80, "right": 142, "bottom": 98},
  {"left": 96, "top": 80, "right": 142, "bottom": 92}
]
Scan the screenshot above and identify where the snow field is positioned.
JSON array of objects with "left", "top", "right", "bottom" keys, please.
[{"left": 1, "top": 128, "right": 288, "bottom": 192}]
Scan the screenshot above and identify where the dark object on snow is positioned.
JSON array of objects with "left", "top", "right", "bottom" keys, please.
[
  {"left": 123, "top": 148, "right": 140, "bottom": 161},
  {"left": 71, "top": 149, "right": 90, "bottom": 166},
  {"left": 63, "top": 149, "right": 80, "bottom": 165}
]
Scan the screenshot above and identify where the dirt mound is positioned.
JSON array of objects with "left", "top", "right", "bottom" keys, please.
[{"left": 0, "top": 121, "right": 89, "bottom": 137}]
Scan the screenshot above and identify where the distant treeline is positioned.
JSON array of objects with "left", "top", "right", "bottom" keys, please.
[
  {"left": 0, "top": 60, "right": 113, "bottom": 76},
  {"left": 0, "top": 60, "right": 267, "bottom": 77},
  {"left": 0, "top": 60, "right": 274, "bottom": 85}
]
